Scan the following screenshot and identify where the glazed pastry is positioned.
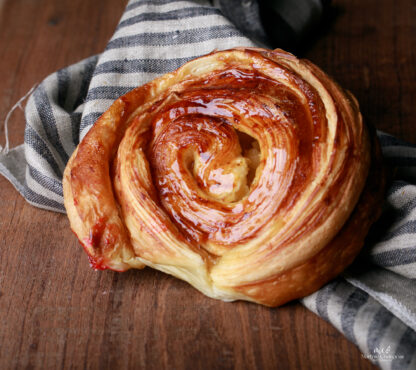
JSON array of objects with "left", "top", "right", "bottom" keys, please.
[{"left": 63, "top": 48, "right": 384, "bottom": 306}]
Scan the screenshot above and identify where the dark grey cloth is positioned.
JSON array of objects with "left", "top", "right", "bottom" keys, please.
[
  {"left": 214, "top": 0, "right": 270, "bottom": 45},
  {"left": 215, "top": 0, "right": 325, "bottom": 48}
]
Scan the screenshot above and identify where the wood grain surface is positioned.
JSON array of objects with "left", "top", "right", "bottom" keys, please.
[{"left": 0, "top": 0, "right": 414, "bottom": 369}]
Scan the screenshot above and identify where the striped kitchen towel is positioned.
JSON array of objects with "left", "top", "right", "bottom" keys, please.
[{"left": 0, "top": 1, "right": 415, "bottom": 368}]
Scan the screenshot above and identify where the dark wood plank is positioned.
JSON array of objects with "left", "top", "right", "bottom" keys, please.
[
  {"left": 303, "top": 0, "right": 416, "bottom": 144},
  {"left": 2, "top": 0, "right": 413, "bottom": 368}
]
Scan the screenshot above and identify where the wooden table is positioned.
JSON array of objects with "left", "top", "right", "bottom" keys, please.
[{"left": 0, "top": 0, "right": 414, "bottom": 368}]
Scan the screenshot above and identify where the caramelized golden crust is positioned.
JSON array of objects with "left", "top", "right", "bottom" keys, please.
[{"left": 63, "top": 48, "right": 385, "bottom": 306}]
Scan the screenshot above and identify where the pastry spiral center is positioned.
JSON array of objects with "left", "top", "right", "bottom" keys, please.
[
  {"left": 139, "top": 81, "right": 315, "bottom": 255},
  {"left": 115, "top": 58, "right": 344, "bottom": 260}
]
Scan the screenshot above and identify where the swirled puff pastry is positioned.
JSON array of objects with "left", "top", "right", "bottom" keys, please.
[{"left": 63, "top": 48, "right": 384, "bottom": 306}]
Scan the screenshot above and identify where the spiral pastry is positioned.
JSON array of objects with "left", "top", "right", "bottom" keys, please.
[{"left": 63, "top": 48, "right": 384, "bottom": 306}]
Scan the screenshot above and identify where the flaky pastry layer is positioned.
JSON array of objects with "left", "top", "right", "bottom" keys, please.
[{"left": 63, "top": 48, "right": 385, "bottom": 306}]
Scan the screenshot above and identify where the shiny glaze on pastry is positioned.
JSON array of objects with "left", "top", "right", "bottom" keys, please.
[{"left": 63, "top": 48, "right": 384, "bottom": 306}]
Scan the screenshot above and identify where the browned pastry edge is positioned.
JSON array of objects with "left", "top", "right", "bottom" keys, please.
[
  {"left": 234, "top": 127, "right": 385, "bottom": 306},
  {"left": 63, "top": 47, "right": 385, "bottom": 306}
]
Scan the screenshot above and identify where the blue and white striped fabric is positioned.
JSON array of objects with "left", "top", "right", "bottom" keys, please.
[{"left": 0, "top": 1, "right": 415, "bottom": 368}]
